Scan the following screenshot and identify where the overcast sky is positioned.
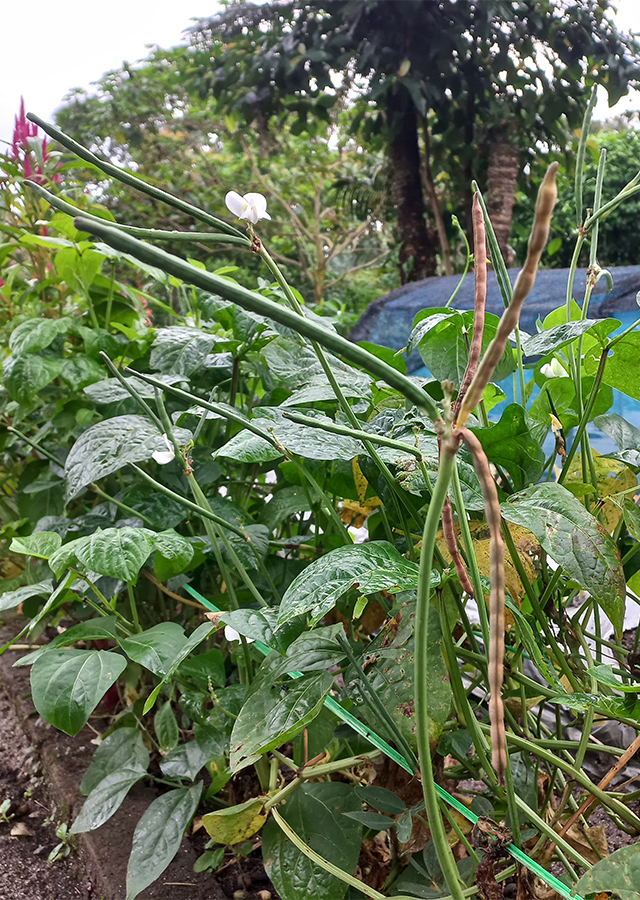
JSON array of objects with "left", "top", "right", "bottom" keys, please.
[{"left": 2, "top": 0, "right": 640, "bottom": 147}]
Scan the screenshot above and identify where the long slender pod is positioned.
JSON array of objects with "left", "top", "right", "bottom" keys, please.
[
  {"left": 456, "top": 163, "right": 559, "bottom": 427},
  {"left": 72, "top": 216, "right": 441, "bottom": 420},
  {"left": 28, "top": 113, "right": 243, "bottom": 237},
  {"left": 455, "top": 191, "right": 487, "bottom": 415},
  {"left": 456, "top": 427, "right": 507, "bottom": 783}
]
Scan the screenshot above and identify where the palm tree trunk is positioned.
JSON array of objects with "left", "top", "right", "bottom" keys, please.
[
  {"left": 486, "top": 131, "right": 520, "bottom": 267},
  {"left": 421, "top": 118, "right": 453, "bottom": 276},
  {"left": 388, "top": 89, "right": 437, "bottom": 283}
]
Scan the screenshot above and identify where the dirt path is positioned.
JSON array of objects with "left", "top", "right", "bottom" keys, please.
[{"left": 0, "top": 688, "right": 87, "bottom": 899}]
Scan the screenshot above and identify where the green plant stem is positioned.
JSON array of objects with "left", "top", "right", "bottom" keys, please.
[
  {"left": 127, "top": 583, "right": 141, "bottom": 632},
  {"left": 337, "top": 632, "right": 419, "bottom": 772},
  {"left": 281, "top": 410, "right": 423, "bottom": 459},
  {"left": 90, "top": 484, "right": 155, "bottom": 527},
  {"left": 414, "top": 442, "right": 464, "bottom": 900},
  {"left": 100, "top": 353, "right": 165, "bottom": 433},
  {"left": 6, "top": 426, "right": 59, "bottom": 463},
  {"left": 271, "top": 807, "right": 387, "bottom": 900},
  {"left": 75, "top": 218, "right": 442, "bottom": 421},
  {"left": 259, "top": 244, "right": 422, "bottom": 557},
  {"left": 28, "top": 116, "right": 245, "bottom": 238},
  {"left": 558, "top": 349, "right": 608, "bottom": 484},
  {"left": 127, "top": 463, "right": 246, "bottom": 537},
  {"left": 482, "top": 725, "right": 640, "bottom": 831}
]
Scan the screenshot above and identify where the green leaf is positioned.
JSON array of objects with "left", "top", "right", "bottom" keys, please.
[
  {"left": 407, "top": 308, "right": 514, "bottom": 385},
  {"left": 262, "top": 783, "right": 363, "bottom": 900},
  {"left": 230, "top": 671, "right": 333, "bottom": 772},
  {"left": 358, "top": 602, "right": 451, "bottom": 749},
  {"left": 220, "top": 607, "right": 305, "bottom": 655},
  {"left": 60, "top": 356, "right": 105, "bottom": 390},
  {"left": 502, "top": 483, "right": 625, "bottom": 634},
  {"left": 125, "top": 783, "right": 203, "bottom": 900},
  {"left": 575, "top": 843, "right": 640, "bottom": 900},
  {"left": 469, "top": 404, "right": 545, "bottom": 491},
  {"left": 55, "top": 246, "right": 104, "bottom": 293},
  {"left": 30, "top": 649, "right": 127, "bottom": 736},
  {"left": 162, "top": 622, "right": 216, "bottom": 682},
  {"left": 177, "top": 648, "right": 226, "bottom": 690},
  {"left": 253, "top": 626, "right": 347, "bottom": 685},
  {"left": 80, "top": 727, "right": 150, "bottom": 795},
  {"left": 153, "top": 529, "right": 195, "bottom": 581},
  {"left": 624, "top": 499, "right": 640, "bottom": 542},
  {"left": 213, "top": 429, "right": 281, "bottom": 463},
  {"left": 0, "top": 580, "right": 53, "bottom": 613},
  {"left": 585, "top": 331, "right": 640, "bottom": 402},
  {"left": 595, "top": 413, "right": 640, "bottom": 467},
  {"left": 521, "top": 319, "right": 610, "bottom": 356},
  {"left": 155, "top": 701, "right": 180, "bottom": 752},
  {"left": 277, "top": 541, "right": 425, "bottom": 628},
  {"left": 10, "top": 531, "right": 61, "bottom": 559},
  {"left": 120, "top": 623, "right": 189, "bottom": 678},
  {"left": 160, "top": 740, "right": 216, "bottom": 781},
  {"left": 202, "top": 798, "right": 267, "bottom": 845},
  {"left": 150, "top": 327, "right": 216, "bottom": 376},
  {"left": 9, "top": 317, "right": 72, "bottom": 356},
  {"left": 71, "top": 763, "right": 147, "bottom": 834},
  {"left": 2, "top": 354, "right": 62, "bottom": 403},
  {"left": 75, "top": 527, "right": 156, "bottom": 582},
  {"left": 121, "top": 488, "right": 188, "bottom": 530},
  {"left": 64, "top": 415, "right": 192, "bottom": 500},
  {"left": 353, "top": 786, "right": 406, "bottom": 815},
  {"left": 342, "top": 810, "right": 394, "bottom": 830},
  {"left": 15, "top": 616, "right": 121, "bottom": 667},
  {"left": 259, "top": 485, "right": 314, "bottom": 531},
  {"left": 590, "top": 664, "right": 640, "bottom": 693}
]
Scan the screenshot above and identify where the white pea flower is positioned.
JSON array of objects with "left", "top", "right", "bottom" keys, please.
[
  {"left": 152, "top": 434, "right": 175, "bottom": 465},
  {"left": 224, "top": 625, "right": 255, "bottom": 644},
  {"left": 540, "top": 358, "right": 568, "bottom": 379},
  {"left": 225, "top": 191, "right": 271, "bottom": 225}
]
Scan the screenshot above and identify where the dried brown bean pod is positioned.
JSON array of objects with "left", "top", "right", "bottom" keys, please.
[
  {"left": 455, "top": 426, "right": 507, "bottom": 783},
  {"left": 456, "top": 162, "right": 559, "bottom": 428},
  {"left": 442, "top": 497, "right": 475, "bottom": 596},
  {"left": 455, "top": 191, "right": 487, "bottom": 416}
]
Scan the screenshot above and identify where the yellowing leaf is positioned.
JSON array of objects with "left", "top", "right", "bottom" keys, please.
[
  {"left": 563, "top": 450, "right": 637, "bottom": 532},
  {"left": 398, "top": 59, "right": 411, "bottom": 77},
  {"left": 437, "top": 521, "right": 539, "bottom": 627},
  {"left": 202, "top": 798, "right": 267, "bottom": 845}
]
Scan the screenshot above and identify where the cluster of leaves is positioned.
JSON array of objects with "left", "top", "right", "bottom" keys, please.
[{"left": 3, "top": 103, "right": 640, "bottom": 900}]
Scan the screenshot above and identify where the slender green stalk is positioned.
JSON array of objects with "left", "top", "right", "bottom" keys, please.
[
  {"left": 74, "top": 217, "right": 441, "bottom": 420},
  {"left": 100, "top": 353, "right": 164, "bottom": 433},
  {"left": 575, "top": 85, "right": 598, "bottom": 227},
  {"left": 271, "top": 807, "right": 387, "bottom": 900},
  {"left": 26, "top": 180, "right": 251, "bottom": 245},
  {"left": 558, "top": 349, "right": 608, "bottom": 483},
  {"left": 90, "top": 484, "right": 155, "bottom": 527},
  {"left": 6, "top": 426, "right": 58, "bottom": 463},
  {"left": 282, "top": 410, "right": 423, "bottom": 458},
  {"left": 127, "top": 463, "right": 245, "bottom": 537},
  {"left": 127, "top": 583, "right": 141, "bottom": 632},
  {"left": 444, "top": 216, "right": 471, "bottom": 309},
  {"left": 414, "top": 442, "right": 464, "bottom": 900},
  {"left": 28, "top": 115, "right": 244, "bottom": 238}
]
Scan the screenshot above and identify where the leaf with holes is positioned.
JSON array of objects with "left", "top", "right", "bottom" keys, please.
[
  {"left": 277, "top": 541, "right": 427, "bottom": 628},
  {"left": 230, "top": 671, "right": 333, "bottom": 772},
  {"left": 575, "top": 843, "right": 640, "bottom": 900},
  {"left": 502, "top": 483, "right": 625, "bottom": 634},
  {"left": 64, "top": 415, "right": 192, "bottom": 499},
  {"left": 262, "top": 783, "right": 362, "bottom": 900}
]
